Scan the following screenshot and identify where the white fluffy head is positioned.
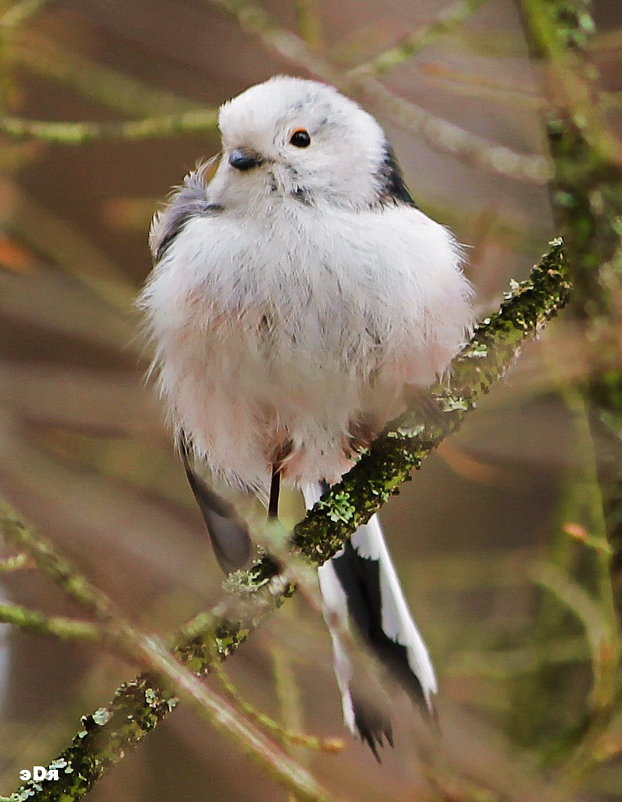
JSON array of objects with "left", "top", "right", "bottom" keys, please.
[{"left": 213, "top": 76, "right": 389, "bottom": 209}]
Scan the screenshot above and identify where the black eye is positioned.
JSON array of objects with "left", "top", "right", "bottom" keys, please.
[{"left": 290, "top": 129, "right": 311, "bottom": 148}]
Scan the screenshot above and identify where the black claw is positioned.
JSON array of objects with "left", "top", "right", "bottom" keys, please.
[{"left": 268, "top": 466, "right": 280, "bottom": 519}]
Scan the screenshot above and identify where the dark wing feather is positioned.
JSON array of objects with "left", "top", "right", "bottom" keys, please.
[
  {"left": 376, "top": 143, "right": 417, "bottom": 208},
  {"left": 150, "top": 158, "right": 223, "bottom": 262},
  {"left": 180, "top": 439, "right": 252, "bottom": 574}
]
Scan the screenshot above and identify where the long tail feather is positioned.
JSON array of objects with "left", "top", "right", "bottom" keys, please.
[{"left": 303, "top": 483, "right": 437, "bottom": 754}]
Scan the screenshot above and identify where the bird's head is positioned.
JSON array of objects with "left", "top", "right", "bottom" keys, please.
[{"left": 209, "top": 76, "right": 398, "bottom": 211}]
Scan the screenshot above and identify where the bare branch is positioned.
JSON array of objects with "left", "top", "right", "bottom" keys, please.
[
  {"left": 0, "top": 502, "right": 113, "bottom": 618},
  {"left": 294, "top": 0, "right": 323, "bottom": 49},
  {"left": 0, "top": 1, "right": 550, "bottom": 183},
  {"left": 0, "top": 109, "right": 218, "bottom": 144},
  {"left": 212, "top": 660, "right": 345, "bottom": 753},
  {"left": 11, "top": 34, "right": 199, "bottom": 117},
  {"left": 346, "top": 0, "right": 490, "bottom": 80},
  {"left": 354, "top": 77, "right": 552, "bottom": 184},
  {"left": 0, "top": 603, "right": 101, "bottom": 641}
]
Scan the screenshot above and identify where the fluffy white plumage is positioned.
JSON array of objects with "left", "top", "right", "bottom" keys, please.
[
  {"left": 140, "top": 76, "right": 473, "bottom": 500},
  {"left": 138, "top": 75, "right": 474, "bottom": 752}
]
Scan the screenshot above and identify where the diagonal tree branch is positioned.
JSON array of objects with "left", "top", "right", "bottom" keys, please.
[
  {"left": 346, "top": 0, "right": 490, "bottom": 80},
  {"left": 3, "top": 239, "right": 570, "bottom": 802}
]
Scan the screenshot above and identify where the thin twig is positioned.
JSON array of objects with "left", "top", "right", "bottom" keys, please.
[
  {"left": 208, "top": 0, "right": 339, "bottom": 83},
  {"left": 11, "top": 34, "right": 200, "bottom": 117},
  {"left": 0, "top": 109, "right": 218, "bottom": 144},
  {"left": 212, "top": 660, "right": 344, "bottom": 753},
  {"left": 418, "top": 61, "right": 543, "bottom": 107},
  {"left": 346, "top": 0, "right": 490, "bottom": 80},
  {"left": 3, "top": 0, "right": 550, "bottom": 182},
  {"left": 354, "top": 77, "right": 552, "bottom": 184},
  {"left": 0, "top": 502, "right": 113, "bottom": 618},
  {"left": 123, "top": 631, "right": 344, "bottom": 802},
  {"left": 294, "top": 0, "right": 322, "bottom": 50},
  {"left": 0, "top": 602, "right": 101, "bottom": 640},
  {"left": 532, "top": 562, "right": 613, "bottom": 678}
]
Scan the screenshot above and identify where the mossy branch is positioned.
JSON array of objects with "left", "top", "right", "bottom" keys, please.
[
  {"left": 4, "top": 239, "right": 570, "bottom": 802},
  {"left": 0, "top": 110, "right": 218, "bottom": 144},
  {"left": 0, "top": 552, "right": 30, "bottom": 572},
  {"left": 0, "top": 603, "right": 101, "bottom": 641}
]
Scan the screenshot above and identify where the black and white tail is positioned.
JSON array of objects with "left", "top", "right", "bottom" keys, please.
[{"left": 303, "top": 484, "right": 437, "bottom": 758}]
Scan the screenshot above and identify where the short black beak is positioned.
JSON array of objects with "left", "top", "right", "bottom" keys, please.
[{"left": 228, "top": 148, "right": 263, "bottom": 171}]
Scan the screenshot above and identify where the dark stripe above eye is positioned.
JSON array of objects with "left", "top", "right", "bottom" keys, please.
[{"left": 376, "top": 143, "right": 417, "bottom": 209}]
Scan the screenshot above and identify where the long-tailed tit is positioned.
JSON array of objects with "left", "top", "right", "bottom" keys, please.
[{"left": 138, "top": 76, "right": 474, "bottom": 757}]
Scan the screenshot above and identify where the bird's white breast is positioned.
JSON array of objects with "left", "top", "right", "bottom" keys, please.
[{"left": 139, "top": 199, "right": 472, "bottom": 497}]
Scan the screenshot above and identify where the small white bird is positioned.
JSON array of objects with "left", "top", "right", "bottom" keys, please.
[{"left": 138, "top": 76, "right": 473, "bottom": 756}]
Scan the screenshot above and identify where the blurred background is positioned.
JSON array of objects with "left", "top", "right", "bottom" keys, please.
[{"left": 0, "top": 0, "right": 621, "bottom": 800}]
